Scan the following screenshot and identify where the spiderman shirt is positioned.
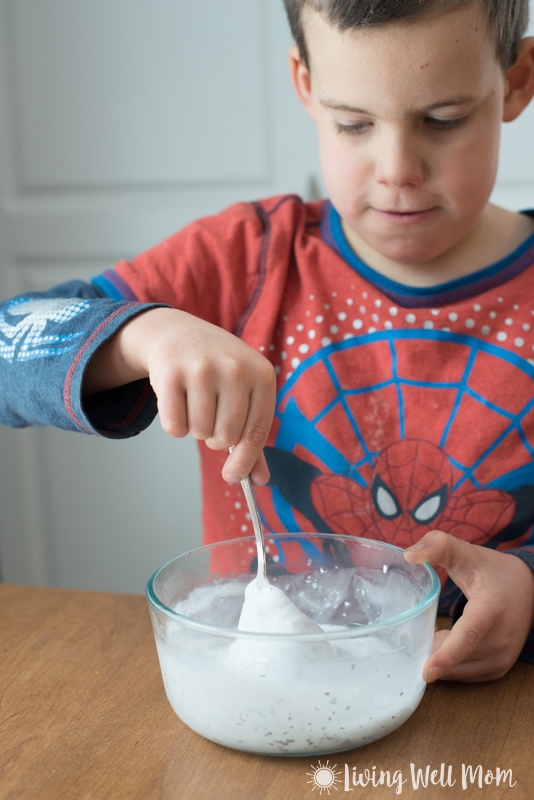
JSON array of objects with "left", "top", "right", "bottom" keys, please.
[{"left": 1, "top": 194, "right": 533, "bottom": 660}]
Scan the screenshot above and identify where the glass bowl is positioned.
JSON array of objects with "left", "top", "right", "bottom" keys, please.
[{"left": 146, "top": 533, "right": 439, "bottom": 756}]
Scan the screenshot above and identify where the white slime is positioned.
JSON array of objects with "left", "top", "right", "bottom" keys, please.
[{"left": 155, "top": 567, "right": 432, "bottom": 756}]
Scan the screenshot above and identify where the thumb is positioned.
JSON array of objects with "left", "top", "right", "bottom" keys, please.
[
  {"left": 404, "top": 531, "right": 491, "bottom": 681},
  {"left": 404, "top": 530, "right": 480, "bottom": 595}
]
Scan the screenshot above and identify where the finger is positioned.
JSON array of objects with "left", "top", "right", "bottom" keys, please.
[
  {"left": 423, "top": 599, "right": 493, "bottom": 682},
  {"left": 425, "top": 637, "right": 509, "bottom": 683},
  {"left": 432, "top": 656, "right": 508, "bottom": 683},
  {"left": 185, "top": 384, "right": 217, "bottom": 442},
  {"left": 404, "top": 530, "right": 481, "bottom": 594},
  {"left": 153, "top": 375, "right": 189, "bottom": 439},
  {"left": 222, "top": 383, "right": 276, "bottom": 484},
  {"left": 204, "top": 388, "right": 252, "bottom": 452},
  {"left": 223, "top": 425, "right": 272, "bottom": 484},
  {"left": 222, "top": 449, "right": 271, "bottom": 487},
  {"left": 430, "top": 628, "right": 451, "bottom": 655},
  {"left": 249, "top": 451, "right": 271, "bottom": 486}
]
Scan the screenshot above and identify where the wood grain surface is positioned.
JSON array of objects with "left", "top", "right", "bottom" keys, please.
[{"left": 0, "top": 584, "right": 532, "bottom": 800}]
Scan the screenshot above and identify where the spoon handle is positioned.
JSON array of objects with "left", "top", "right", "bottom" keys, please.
[
  {"left": 227, "top": 447, "right": 268, "bottom": 578},
  {"left": 240, "top": 475, "right": 267, "bottom": 578}
]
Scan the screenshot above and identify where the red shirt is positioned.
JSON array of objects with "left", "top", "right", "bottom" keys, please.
[{"left": 103, "top": 195, "right": 534, "bottom": 610}]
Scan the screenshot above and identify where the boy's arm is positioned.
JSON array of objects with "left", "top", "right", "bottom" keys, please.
[
  {"left": 0, "top": 281, "right": 166, "bottom": 438},
  {"left": 404, "top": 532, "right": 534, "bottom": 682},
  {"left": 0, "top": 284, "right": 276, "bottom": 483}
]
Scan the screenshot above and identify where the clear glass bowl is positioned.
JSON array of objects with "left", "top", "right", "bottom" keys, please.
[{"left": 146, "top": 533, "right": 439, "bottom": 756}]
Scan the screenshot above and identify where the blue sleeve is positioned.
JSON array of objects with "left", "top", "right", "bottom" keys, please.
[
  {"left": 0, "top": 279, "right": 166, "bottom": 439},
  {"left": 507, "top": 547, "right": 534, "bottom": 663}
]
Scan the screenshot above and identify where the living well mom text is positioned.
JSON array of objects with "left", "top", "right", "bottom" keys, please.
[{"left": 343, "top": 762, "right": 517, "bottom": 794}]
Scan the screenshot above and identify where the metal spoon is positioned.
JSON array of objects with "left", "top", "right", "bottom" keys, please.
[
  {"left": 228, "top": 447, "right": 267, "bottom": 578},
  {"left": 239, "top": 474, "right": 267, "bottom": 578}
]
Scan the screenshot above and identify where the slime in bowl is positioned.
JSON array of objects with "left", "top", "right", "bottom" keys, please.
[{"left": 146, "top": 533, "right": 439, "bottom": 756}]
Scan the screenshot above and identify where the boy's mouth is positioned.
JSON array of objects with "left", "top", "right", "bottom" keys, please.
[{"left": 372, "top": 208, "right": 438, "bottom": 224}]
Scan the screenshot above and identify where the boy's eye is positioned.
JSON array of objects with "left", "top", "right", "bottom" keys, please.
[
  {"left": 335, "top": 121, "right": 371, "bottom": 135},
  {"left": 425, "top": 116, "right": 468, "bottom": 131}
]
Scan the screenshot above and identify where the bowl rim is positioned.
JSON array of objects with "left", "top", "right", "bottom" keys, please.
[{"left": 146, "top": 533, "right": 440, "bottom": 640}]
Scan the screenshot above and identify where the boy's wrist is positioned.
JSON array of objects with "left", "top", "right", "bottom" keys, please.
[{"left": 83, "top": 306, "right": 170, "bottom": 395}]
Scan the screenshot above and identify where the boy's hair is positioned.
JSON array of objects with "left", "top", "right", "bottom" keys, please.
[{"left": 283, "top": 0, "right": 530, "bottom": 70}]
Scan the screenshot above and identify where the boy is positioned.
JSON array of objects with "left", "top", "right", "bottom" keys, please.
[{"left": 1, "top": 0, "right": 534, "bottom": 683}]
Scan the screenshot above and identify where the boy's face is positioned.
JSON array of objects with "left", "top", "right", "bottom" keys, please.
[{"left": 292, "top": 4, "right": 516, "bottom": 273}]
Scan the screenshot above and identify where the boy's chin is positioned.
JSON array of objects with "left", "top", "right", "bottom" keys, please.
[
  {"left": 363, "top": 237, "right": 452, "bottom": 273},
  {"left": 381, "top": 246, "right": 444, "bottom": 268},
  {"left": 342, "top": 219, "right": 452, "bottom": 272}
]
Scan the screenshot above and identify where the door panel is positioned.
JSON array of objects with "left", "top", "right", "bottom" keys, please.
[{"left": 9, "top": 1, "right": 268, "bottom": 188}]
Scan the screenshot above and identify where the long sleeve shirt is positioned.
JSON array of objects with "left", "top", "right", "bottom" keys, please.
[{"left": 1, "top": 195, "right": 533, "bottom": 658}]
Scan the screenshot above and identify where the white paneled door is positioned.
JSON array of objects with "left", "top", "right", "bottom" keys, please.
[
  {"left": 0, "top": 1, "right": 533, "bottom": 592},
  {"left": 0, "top": 0, "right": 319, "bottom": 592}
]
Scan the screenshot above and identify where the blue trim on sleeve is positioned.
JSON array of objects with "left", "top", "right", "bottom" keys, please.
[
  {"left": 92, "top": 270, "right": 139, "bottom": 302},
  {"left": 508, "top": 547, "right": 534, "bottom": 572},
  {"left": 323, "top": 202, "right": 534, "bottom": 308},
  {"left": 501, "top": 549, "right": 534, "bottom": 664}
]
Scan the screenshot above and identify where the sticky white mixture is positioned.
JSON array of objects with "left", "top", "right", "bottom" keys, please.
[
  {"left": 238, "top": 575, "right": 324, "bottom": 634},
  {"left": 155, "top": 567, "right": 432, "bottom": 756}
]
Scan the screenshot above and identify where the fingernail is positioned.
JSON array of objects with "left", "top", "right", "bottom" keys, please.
[
  {"left": 405, "top": 541, "right": 426, "bottom": 552},
  {"left": 223, "top": 473, "right": 241, "bottom": 485},
  {"left": 427, "top": 666, "right": 443, "bottom": 683}
]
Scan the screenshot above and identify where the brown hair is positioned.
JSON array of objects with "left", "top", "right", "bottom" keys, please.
[{"left": 282, "top": 0, "right": 530, "bottom": 70}]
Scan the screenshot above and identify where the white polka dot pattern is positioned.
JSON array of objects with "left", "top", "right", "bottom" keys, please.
[{"left": 268, "top": 286, "right": 534, "bottom": 379}]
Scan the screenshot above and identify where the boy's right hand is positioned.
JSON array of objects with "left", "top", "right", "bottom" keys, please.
[{"left": 83, "top": 307, "right": 277, "bottom": 484}]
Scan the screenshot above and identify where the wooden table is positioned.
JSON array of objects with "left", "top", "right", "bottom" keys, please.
[{"left": 0, "top": 584, "right": 532, "bottom": 800}]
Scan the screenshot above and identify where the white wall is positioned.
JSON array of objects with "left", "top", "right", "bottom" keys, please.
[{"left": 493, "top": 2, "right": 534, "bottom": 210}]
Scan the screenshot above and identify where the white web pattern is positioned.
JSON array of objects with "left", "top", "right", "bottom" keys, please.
[{"left": 0, "top": 297, "right": 91, "bottom": 362}]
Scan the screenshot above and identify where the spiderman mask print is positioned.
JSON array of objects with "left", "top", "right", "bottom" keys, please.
[{"left": 254, "top": 330, "right": 534, "bottom": 604}]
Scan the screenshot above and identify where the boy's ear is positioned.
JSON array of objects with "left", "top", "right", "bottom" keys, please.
[
  {"left": 289, "top": 44, "right": 315, "bottom": 119},
  {"left": 502, "top": 37, "right": 534, "bottom": 122}
]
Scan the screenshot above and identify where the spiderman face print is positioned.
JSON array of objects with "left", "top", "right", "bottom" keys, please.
[{"left": 258, "top": 330, "right": 534, "bottom": 587}]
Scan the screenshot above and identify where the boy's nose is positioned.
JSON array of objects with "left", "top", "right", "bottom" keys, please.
[{"left": 375, "top": 133, "right": 425, "bottom": 188}]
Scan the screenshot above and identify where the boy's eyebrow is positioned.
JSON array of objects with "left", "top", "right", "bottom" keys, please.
[
  {"left": 319, "top": 95, "right": 477, "bottom": 114},
  {"left": 421, "top": 95, "right": 477, "bottom": 112}
]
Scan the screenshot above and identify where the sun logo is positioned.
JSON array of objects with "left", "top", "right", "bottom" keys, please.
[{"left": 306, "top": 760, "right": 342, "bottom": 794}]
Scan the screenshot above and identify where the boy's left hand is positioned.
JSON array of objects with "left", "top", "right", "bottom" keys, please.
[{"left": 404, "top": 531, "right": 534, "bottom": 683}]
